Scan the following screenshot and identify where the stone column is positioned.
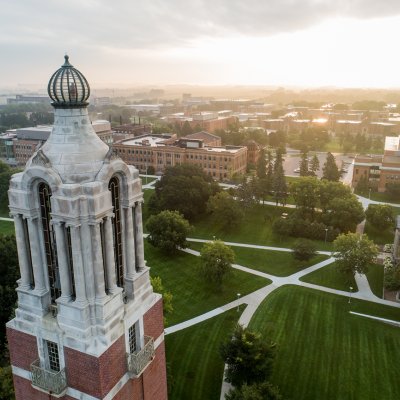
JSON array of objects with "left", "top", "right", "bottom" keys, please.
[
  {"left": 53, "top": 222, "right": 73, "bottom": 301},
  {"left": 91, "top": 221, "right": 107, "bottom": 300},
  {"left": 69, "top": 225, "right": 87, "bottom": 305},
  {"left": 104, "top": 216, "right": 118, "bottom": 294},
  {"left": 124, "top": 206, "right": 136, "bottom": 279},
  {"left": 134, "top": 202, "right": 145, "bottom": 271},
  {"left": 13, "top": 214, "right": 32, "bottom": 290},
  {"left": 26, "top": 216, "right": 46, "bottom": 294}
]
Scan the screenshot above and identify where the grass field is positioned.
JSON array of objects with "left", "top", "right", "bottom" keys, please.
[
  {"left": 145, "top": 242, "right": 270, "bottom": 326},
  {"left": 0, "top": 220, "right": 15, "bottom": 235},
  {"left": 358, "top": 191, "right": 400, "bottom": 205},
  {"left": 365, "top": 263, "right": 384, "bottom": 298},
  {"left": 190, "top": 203, "right": 333, "bottom": 251},
  {"left": 165, "top": 307, "right": 242, "bottom": 400},
  {"left": 300, "top": 261, "right": 357, "bottom": 291},
  {"left": 189, "top": 241, "right": 329, "bottom": 277},
  {"left": 249, "top": 285, "right": 400, "bottom": 400}
]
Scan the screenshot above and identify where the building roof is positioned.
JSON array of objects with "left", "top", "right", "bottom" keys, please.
[
  {"left": 384, "top": 136, "right": 400, "bottom": 151},
  {"left": 183, "top": 131, "right": 220, "bottom": 144}
]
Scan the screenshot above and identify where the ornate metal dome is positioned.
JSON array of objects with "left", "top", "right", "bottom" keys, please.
[{"left": 47, "top": 55, "right": 90, "bottom": 108}]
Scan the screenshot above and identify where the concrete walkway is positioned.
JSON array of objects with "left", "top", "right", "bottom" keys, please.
[
  {"left": 0, "top": 217, "right": 13, "bottom": 222},
  {"left": 170, "top": 240, "right": 399, "bottom": 399}
]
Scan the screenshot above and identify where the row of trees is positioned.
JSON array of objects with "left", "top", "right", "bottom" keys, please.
[{"left": 273, "top": 178, "right": 364, "bottom": 240}]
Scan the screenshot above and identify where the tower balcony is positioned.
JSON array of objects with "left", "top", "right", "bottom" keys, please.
[
  {"left": 127, "top": 335, "right": 155, "bottom": 376},
  {"left": 30, "top": 359, "right": 67, "bottom": 396}
]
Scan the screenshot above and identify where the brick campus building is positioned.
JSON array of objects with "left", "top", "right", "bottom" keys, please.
[
  {"left": 6, "top": 56, "right": 167, "bottom": 399},
  {"left": 113, "top": 131, "right": 247, "bottom": 181}
]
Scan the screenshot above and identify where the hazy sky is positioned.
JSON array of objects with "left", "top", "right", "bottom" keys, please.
[{"left": 2, "top": 0, "right": 400, "bottom": 89}]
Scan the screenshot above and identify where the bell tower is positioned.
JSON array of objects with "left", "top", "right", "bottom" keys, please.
[{"left": 7, "top": 56, "right": 167, "bottom": 399}]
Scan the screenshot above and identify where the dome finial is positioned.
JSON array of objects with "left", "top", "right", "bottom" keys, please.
[
  {"left": 48, "top": 55, "right": 90, "bottom": 108},
  {"left": 63, "top": 54, "right": 72, "bottom": 67}
]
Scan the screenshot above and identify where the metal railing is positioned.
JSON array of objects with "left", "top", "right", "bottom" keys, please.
[
  {"left": 127, "top": 336, "right": 155, "bottom": 376},
  {"left": 30, "top": 359, "right": 67, "bottom": 395}
]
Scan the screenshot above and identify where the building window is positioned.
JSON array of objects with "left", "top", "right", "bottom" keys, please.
[
  {"left": 128, "top": 323, "right": 138, "bottom": 354},
  {"left": 38, "top": 182, "right": 60, "bottom": 304},
  {"left": 108, "top": 177, "right": 124, "bottom": 288},
  {"left": 65, "top": 226, "right": 76, "bottom": 300},
  {"left": 46, "top": 340, "right": 60, "bottom": 372}
]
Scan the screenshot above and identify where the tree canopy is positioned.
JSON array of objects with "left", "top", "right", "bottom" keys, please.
[
  {"left": 322, "top": 152, "right": 341, "bottom": 181},
  {"left": 148, "top": 164, "right": 219, "bottom": 220},
  {"left": 146, "top": 210, "right": 191, "bottom": 253},
  {"left": 207, "top": 191, "right": 244, "bottom": 230},
  {"left": 199, "top": 240, "right": 235, "bottom": 288},
  {"left": 220, "top": 324, "right": 276, "bottom": 387},
  {"left": 365, "top": 204, "right": 395, "bottom": 231},
  {"left": 333, "top": 233, "right": 378, "bottom": 277}
]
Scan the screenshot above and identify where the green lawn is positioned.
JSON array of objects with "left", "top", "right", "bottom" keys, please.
[
  {"left": 365, "top": 263, "right": 384, "bottom": 298},
  {"left": 364, "top": 221, "right": 395, "bottom": 245},
  {"left": 190, "top": 204, "right": 333, "bottom": 251},
  {"left": 166, "top": 307, "right": 242, "bottom": 400},
  {"left": 249, "top": 285, "right": 400, "bottom": 400},
  {"left": 0, "top": 220, "right": 15, "bottom": 236},
  {"left": 300, "top": 261, "right": 356, "bottom": 291},
  {"left": 357, "top": 191, "right": 400, "bottom": 205},
  {"left": 189, "top": 241, "right": 329, "bottom": 277},
  {"left": 145, "top": 242, "right": 270, "bottom": 326}
]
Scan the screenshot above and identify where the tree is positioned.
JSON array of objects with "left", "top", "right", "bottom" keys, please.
[
  {"left": 207, "top": 191, "right": 244, "bottom": 229},
  {"left": 146, "top": 210, "right": 191, "bottom": 253},
  {"left": 324, "top": 197, "right": 364, "bottom": 232},
  {"left": 148, "top": 164, "right": 219, "bottom": 220},
  {"left": 220, "top": 324, "right": 276, "bottom": 387},
  {"left": 333, "top": 233, "right": 378, "bottom": 277},
  {"left": 272, "top": 149, "right": 287, "bottom": 205},
  {"left": 322, "top": 152, "right": 341, "bottom": 181},
  {"left": 150, "top": 276, "right": 173, "bottom": 324},
  {"left": 199, "top": 240, "right": 235, "bottom": 287},
  {"left": 226, "top": 382, "right": 283, "bottom": 400},
  {"left": 181, "top": 120, "right": 193, "bottom": 136},
  {"left": 290, "top": 176, "right": 319, "bottom": 216},
  {"left": 236, "top": 176, "right": 257, "bottom": 209},
  {"left": 309, "top": 154, "right": 320, "bottom": 176},
  {"left": 0, "top": 366, "right": 14, "bottom": 399},
  {"left": 256, "top": 148, "right": 267, "bottom": 179},
  {"left": 292, "top": 239, "right": 317, "bottom": 262},
  {"left": 299, "top": 151, "right": 309, "bottom": 177},
  {"left": 318, "top": 180, "right": 353, "bottom": 213},
  {"left": 0, "top": 235, "right": 18, "bottom": 361},
  {"left": 365, "top": 204, "right": 395, "bottom": 230}
]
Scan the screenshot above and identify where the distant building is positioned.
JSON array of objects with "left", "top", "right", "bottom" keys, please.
[
  {"left": 113, "top": 132, "right": 247, "bottom": 180},
  {"left": 7, "top": 94, "right": 50, "bottom": 105},
  {"left": 352, "top": 134, "right": 400, "bottom": 192},
  {"left": 166, "top": 111, "right": 237, "bottom": 133},
  {"left": 0, "top": 120, "right": 113, "bottom": 166}
]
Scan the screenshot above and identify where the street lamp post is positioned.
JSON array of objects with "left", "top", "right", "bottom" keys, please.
[
  {"left": 348, "top": 286, "right": 353, "bottom": 304},
  {"left": 324, "top": 228, "right": 328, "bottom": 243},
  {"left": 369, "top": 188, "right": 371, "bottom": 199},
  {"left": 237, "top": 293, "right": 241, "bottom": 312}
]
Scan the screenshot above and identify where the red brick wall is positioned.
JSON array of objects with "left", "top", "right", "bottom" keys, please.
[
  {"left": 143, "top": 298, "right": 164, "bottom": 339},
  {"left": 13, "top": 375, "right": 76, "bottom": 400},
  {"left": 143, "top": 342, "right": 168, "bottom": 400},
  {"left": 113, "top": 342, "right": 167, "bottom": 400},
  {"left": 65, "top": 335, "right": 127, "bottom": 398},
  {"left": 7, "top": 327, "right": 38, "bottom": 370}
]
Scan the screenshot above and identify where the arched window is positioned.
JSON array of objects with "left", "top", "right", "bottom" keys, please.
[
  {"left": 108, "top": 176, "right": 124, "bottom": 288},
  {"left": 38, "top": 182, "right": 61, "bottom": 304}
]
